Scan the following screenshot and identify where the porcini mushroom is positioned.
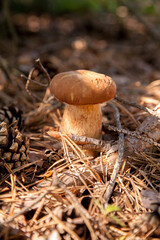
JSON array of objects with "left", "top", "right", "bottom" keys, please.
[{"left": 50, "top": 70, "right": 116, "bottom": 156}]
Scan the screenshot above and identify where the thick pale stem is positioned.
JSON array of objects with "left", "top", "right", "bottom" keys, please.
[{"left": 61, "top": 104, "right": 102, "bottom": 156}]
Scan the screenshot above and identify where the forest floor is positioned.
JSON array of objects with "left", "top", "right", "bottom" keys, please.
[{"left": 0, "top": 11, "right": 160, "bottom": 240}]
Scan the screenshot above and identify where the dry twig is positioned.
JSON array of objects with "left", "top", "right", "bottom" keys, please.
[
  {"left": 47, "top": 130, "right": 114, "bottom": 153},
  {"left": 22, "top": 58, "right": 51, "bottom": 102},
  {"left": 104, "top": 104, "right": 125, "bottom": 204},
  {"left": 34, "top": 58, "right": 51, "bottom": 85},
  {"left": 105, "top": 124, "right": 160, "bottom": 148},
  {"left": 115, "top": 96, "right": 160, "bottom": 119}
]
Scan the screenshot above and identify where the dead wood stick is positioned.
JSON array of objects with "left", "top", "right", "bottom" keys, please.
[
  {"left": 22, "top": 73, "right": 49, "bottom": 103},
  {"left": 34, "top": 58, "right": 51, "bottom": 85},
  {"left": 25, "top": 67, "right": 42, "bottom": 102},
  {"left": 104, "top": 124, "right": 160, "bottom": 148},
  {"left": 47, "top": 130, "right": 113, "bottom": 152},
  {"left": 115, "top": 96, "right": 160, "bottom": 119},
  {"left": 21, "top": 74, "right": 48, "bottom": 87},
  {"left": 47, "top": 123, "right": 160, "bottom": 152},
  {"left": 23, "top": 58, "right": 51, "bottom": 102},
  {"left": 104, "top": 104, "right": 124, "bottom": 204}
]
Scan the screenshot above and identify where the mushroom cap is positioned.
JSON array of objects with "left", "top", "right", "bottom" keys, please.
[{"left": 50, "top": 70, "right": 116, "bottom": 105}]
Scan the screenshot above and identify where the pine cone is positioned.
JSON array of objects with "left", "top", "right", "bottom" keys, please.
[
  {"left": 0, "top": 105, "right": 23, "bottom": 129},
  {"left": 0, "top": 121, "right": 29, "bottom": 172}
]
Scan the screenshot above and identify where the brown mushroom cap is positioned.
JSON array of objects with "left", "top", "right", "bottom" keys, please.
[{"left": 50, "top": 70, "right": 116, "bottom": 105}]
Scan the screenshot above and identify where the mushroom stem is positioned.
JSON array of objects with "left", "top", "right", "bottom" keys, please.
[
  {"left": 50, "top": 69, "right": 116, "bottom": 157},
  {"left": 61, "top": 104, "right": 102, "bottom": 156}
]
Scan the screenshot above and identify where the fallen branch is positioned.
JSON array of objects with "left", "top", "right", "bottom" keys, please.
[
  {"left": 25, "top": 67, "right": 41, "bottom": 102},
  {"left": 47, "top": 130, "right": 114, "bottom": 153},
  {"left": 34, "top": 58, "right": 51, "bottom": 85},
  {"left": 22, "top": 58, "right": 51, "bottom": 102},
  {"left": 115, "top": 96, "right": 160, "bottom": 119},
  {"left": 104, "top": 104, "right": 124, "bottom": 204},
  {"left": 104, "top": 124, "right": 160, "bottom": 148},
  {"left": 47, "top": 122, "right": 160, "bottom": 153}
]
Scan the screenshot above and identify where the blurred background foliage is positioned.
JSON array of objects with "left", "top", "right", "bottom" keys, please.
[
  {"left": 6, "top": 0, "right": 159, "bottom": 15},
  {"left": 1, "top": 0, "right": 160, "bottom": 54}
]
